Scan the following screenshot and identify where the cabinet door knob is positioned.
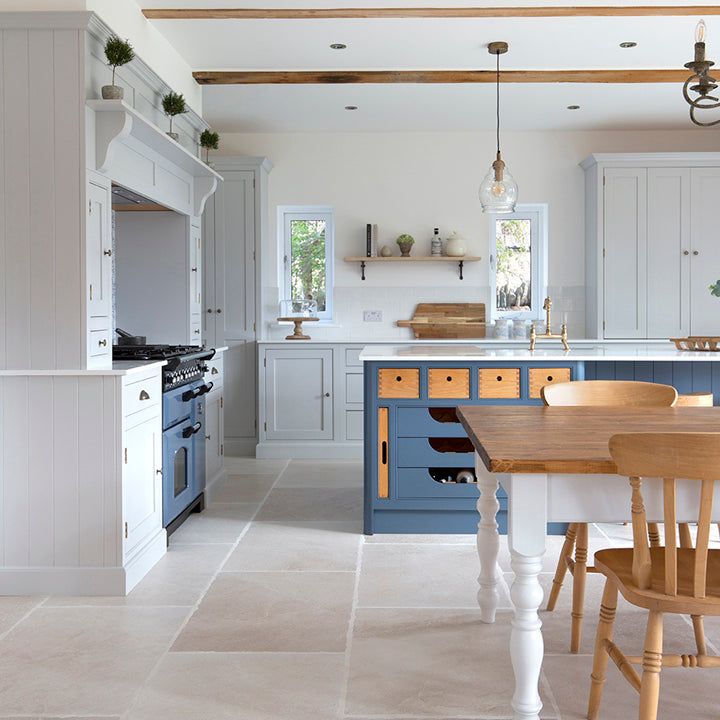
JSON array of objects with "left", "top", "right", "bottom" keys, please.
[
  {"left": 216, "top": 308, "right": 222, "bottom": 314},
  {"left": 103, "top": 248, "right": 112, "bottom": 257},
  {"left": 156, "top": 469, "right": 163, "bottom": 475},
  {"left": 683, "top": 250, "right": 690, "bottom": 256},
  {"left": 693, "top": 250, "right": 700, "bottom": 256},
  {"left": 324, "top": 392, "right": 330, "bottom": 397},
  {"left": 191, "top": 267, "right": 197, "bottom": 272},
  {"left": 139, "top": 389, "right": 150, "bottom": 401},
  {"left": 194, "top": 329, "right": 200, "bottom": 335},
  {"left": 98, "top": 339, "right": 107, "bottom": 347},
  {"left": 211, "top": 367, "right": 219, "bottom": 375},
  {"left": 205, "top": 434, "right": 211, "bottom": 440}
]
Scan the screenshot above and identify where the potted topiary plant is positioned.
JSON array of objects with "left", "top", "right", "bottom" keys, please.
[
  {"left": 162, "top": 91, "right": 188, "bottom": 141},
  {"left": 102, "top": 36, "right": 134, "bottom": 100},
  {"left": 710, "top": 280, "right": 720, "bottom": 297},
  {"left": 199, "top": 129, "right": 220, "bottom": 164},
  {"left": 396, "top": 233, "right": 415, "bottom": 257}
]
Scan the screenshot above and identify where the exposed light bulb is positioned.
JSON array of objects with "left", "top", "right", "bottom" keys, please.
[
  {"left": 491, "top": 182, "right": 506, "bottom": 197},
  {"left": 696, "top": 19, "right": 707, "bottom": 44}
]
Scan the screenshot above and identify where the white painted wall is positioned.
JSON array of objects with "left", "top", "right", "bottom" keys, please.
[
  {"left": 219, "top": 129, "right": 719, "bottom": 339},
  {"left": 0, "top": 0, "right": 201, "bottom": 112}
]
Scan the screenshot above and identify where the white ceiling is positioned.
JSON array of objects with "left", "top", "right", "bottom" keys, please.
[{"left": 141, "top": 1, "right": 720, "bottom": 132}]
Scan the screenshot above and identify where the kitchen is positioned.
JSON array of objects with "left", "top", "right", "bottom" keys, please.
[{"left": 2, "top": 2, "right": 720, "bottom": 720}]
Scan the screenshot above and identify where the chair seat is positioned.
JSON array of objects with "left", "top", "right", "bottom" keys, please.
[{"left": 594, "top": 547, "right": 720, "bottom": 615}]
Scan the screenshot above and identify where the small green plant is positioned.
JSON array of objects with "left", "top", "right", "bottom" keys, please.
[
  {"left": 396, "top": 234, "right": 415, "bottom": 246},
  {"left": 104, "top": 36, "right": 134, "bottom": 86},
  {"left": 200, "top": 129, "right": 220, "bottom": 163},
  {"left": 710, "top": 280, "right": 720, "bottom": 297},
  {"left": 162, "top": 91, "right": 188, "bottom": 135}
]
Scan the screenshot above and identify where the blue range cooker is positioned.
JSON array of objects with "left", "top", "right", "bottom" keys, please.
[{"left": 114, "top": 343, "right": 215, "bottom": 535}]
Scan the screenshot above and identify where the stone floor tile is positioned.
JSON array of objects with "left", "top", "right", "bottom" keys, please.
[
  {"left": 207, "top": 473, "right": 277, "bottom": 503},
  {"left": 256, "top": 487, "right": 362, "bottom": 521},
  {"left": 276, "top": 460, "right": 363, "bottom": 488},
  {"left": 169, "top": 502, "right": 256, "bottom": 543}
]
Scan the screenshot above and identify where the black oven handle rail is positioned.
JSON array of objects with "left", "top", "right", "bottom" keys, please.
[{"left": 182, "top": 422, "right": 203, "bottom": 439}]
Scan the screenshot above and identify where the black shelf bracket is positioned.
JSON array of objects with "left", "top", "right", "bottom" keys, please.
[
  {"left": 458, "top": 260, "right": 465, "bottom": 280},
  {"left": 360, "top": 260, "right": 366, "bottom": 281}
]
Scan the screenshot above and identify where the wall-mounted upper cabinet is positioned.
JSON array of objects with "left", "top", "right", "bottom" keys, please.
[{"left": 583, "top": 154, "right": 720, "bottom": 340}]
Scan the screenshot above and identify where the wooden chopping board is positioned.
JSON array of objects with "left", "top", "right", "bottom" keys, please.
[{"left": 396, "top": 303, "right": 486, "bottom": 339}]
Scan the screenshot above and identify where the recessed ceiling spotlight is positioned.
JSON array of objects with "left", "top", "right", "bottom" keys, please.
[
  {"left": 567, "top": 105, "right": 581, "bottom": 110},
  {"left": 619, "top": 41, "right": 637, "bottom": 48},
  {"left": 330, "top": 43, "right": 347, "bottom": 50},
  {"left": 344, "top": 105, "right": 358, "bottom": 110}
]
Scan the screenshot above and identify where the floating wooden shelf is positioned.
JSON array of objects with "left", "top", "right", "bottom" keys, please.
[{"left": 344, "top": 255, "right": 481, "bottom": 280}]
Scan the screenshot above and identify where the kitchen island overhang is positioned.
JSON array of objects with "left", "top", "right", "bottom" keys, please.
[{"left": 361, "top": 343, "right": 720, "bottom": 535}]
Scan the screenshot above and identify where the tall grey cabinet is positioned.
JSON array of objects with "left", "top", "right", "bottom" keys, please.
[
  {"left": 203, "top": 157, "right": 271, "bottom": 456},
  {"left": 583, "top": 153, "right": 720, "bottom": 339}
]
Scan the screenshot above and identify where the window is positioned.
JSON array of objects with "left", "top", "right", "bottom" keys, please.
[
  {"left": 278, "top": 206, "right": 334, "bottom": 320},
  {"left": 489, "top": 205, "right": 547, "bottom": 320}
]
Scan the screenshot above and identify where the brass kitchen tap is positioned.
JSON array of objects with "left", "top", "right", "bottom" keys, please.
[{"left": 530, "top": 297, "right": 570, "bottom": 352}]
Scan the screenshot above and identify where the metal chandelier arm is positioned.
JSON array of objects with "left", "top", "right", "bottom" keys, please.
[{"left": 690, "top": 103, "right": 720, "bottom": 126}]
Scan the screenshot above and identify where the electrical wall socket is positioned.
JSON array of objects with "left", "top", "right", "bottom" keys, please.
[{"left": 363, "top": 310, "right": 383, "bottom": 322}]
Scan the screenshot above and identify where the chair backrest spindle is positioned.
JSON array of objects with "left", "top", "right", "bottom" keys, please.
[{"left": 609, "top": 432, "right": 720, "bottom": 601}]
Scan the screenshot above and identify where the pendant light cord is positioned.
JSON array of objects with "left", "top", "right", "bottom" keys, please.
[{"left": 496, "top": 51, "right": 501, "bottom": 155}]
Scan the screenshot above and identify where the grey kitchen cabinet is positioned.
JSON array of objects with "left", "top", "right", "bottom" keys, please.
[
  {"left": 264, "top": 348, "right": 334, "bottom": 441},
  {"left": 203, "top": 158, "right": 271, "bottom": 456}
]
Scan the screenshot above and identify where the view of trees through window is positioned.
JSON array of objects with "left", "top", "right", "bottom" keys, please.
[
  {"left": 495, "top": 218, "right": 532, "bottom": 312},
  {"left": 289, "top": 219, "right": 327, "bottom": 312}
]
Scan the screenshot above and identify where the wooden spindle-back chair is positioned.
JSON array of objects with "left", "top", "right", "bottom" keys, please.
[
  {"left": 541, "top": 380, "right": 679, "bottom": 652},
  {"left": 588, "top": 432, "right": 720, "bottom": 720}
]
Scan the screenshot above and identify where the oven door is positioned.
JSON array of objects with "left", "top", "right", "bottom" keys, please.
[{"left": 162, "top": 418, "right": 199, "bottom": 527}]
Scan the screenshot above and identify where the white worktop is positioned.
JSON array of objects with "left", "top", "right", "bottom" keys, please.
[{"left": 359, "top": 343, "right": 720, "bottom": 362}]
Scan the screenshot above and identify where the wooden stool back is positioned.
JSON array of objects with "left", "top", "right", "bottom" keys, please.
[
  {"left": 676, "top": 392, "right": 714, "bottom": 407},
  {"left": 609, "top": 432, "right": 720, "bottom": 598},
  {"left": 542, "top": 380, "right": 677, "bottom": 408}
]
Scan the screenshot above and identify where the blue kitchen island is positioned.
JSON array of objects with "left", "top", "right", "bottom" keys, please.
[{"left": 361, "top": 343, "right": 720, "bottom": 534}]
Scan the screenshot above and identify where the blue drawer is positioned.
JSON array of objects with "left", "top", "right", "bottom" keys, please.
[
  {"left": 396, "top": 406, "right": 468, "bottom": 438},
  {"left": 397, "top": 467, "right": 479, "bottom": 499},
  {"left": 396, "top": 436, "right": 475, "bottom": 467}
]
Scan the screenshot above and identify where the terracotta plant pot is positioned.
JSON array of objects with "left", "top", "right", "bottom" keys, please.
[
  {"left": 101, "top": 85, "right": 124, "bottom": 100},
  {"left": 398, "top": 241, "right": 413, "bottom": 257}
]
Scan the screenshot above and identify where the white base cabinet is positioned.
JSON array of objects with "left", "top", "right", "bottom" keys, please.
[
  {"left": 584, "top": 153, "right": 720, "bottom": 340},
  {"left": 257, "top": 343, "right": 363, "bottom": 459},
  {"left": 204, "top": 350, "right": 226, "bottom": 495},
  {"left": 0, "top": 366, "right": 166, "bottom": 596}
]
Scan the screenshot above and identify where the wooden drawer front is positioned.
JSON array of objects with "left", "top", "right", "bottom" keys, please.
[
  {"left": 123, "top": 372, "right": 161, "bottom": 418},
  {"left": 529, "top": 367, "right": 571, "bottom": 399},
  {"left": 396, "top": 468, "right": 480, "bottom": 500},
  {"left": 378, "top": 408, "right": 389, "bottom": 498},
  {"left": 478, "top": 368, "right": 520, "bottom": 399},
  {"left": 428, "top": 368, "right": 470, "bottom": 399},
  {"left": 378, "top": 368, "right": 420, "bottom": 398},
  {"left": 397, "top": 437, "right": 475, "bottom": 468},
  {"left": 396, "top": 406, "right": 467, "bottom": 438}
]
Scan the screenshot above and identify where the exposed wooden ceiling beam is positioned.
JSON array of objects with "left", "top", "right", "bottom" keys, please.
[
  {"left": 193, "top": 69, "right": 692, "bottom": 84},
  {"left": 144, "top": 6, "right": 720, "bottom": 20}
]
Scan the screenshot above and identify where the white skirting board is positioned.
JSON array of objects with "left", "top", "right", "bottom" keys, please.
[
  {"left": 255, "top": 442, "right": 362, "bottom": 460},
  {"left": 0, "top": 529, "right": 166, "bottom": 596}
]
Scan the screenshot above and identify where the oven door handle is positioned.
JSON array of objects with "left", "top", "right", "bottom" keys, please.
[
  {"left": 182, "top": 387, "right": 203, "bottom": 402},
  {"left": 182, "top": 422, "right": 202, "bottom": 438},
  {"left": 199, "top": 382, "right": 214, "bottom": 396}
]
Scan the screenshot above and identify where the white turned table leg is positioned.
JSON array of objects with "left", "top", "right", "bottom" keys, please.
[
  {"left": 475, "top": 453, "right": 501, "bottom": 624},
  {"left": 506, "top": 473, "right": 548, "bottom": 720}
]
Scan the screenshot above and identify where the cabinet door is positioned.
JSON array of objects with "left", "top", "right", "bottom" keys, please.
[
  {"left": 205, "top": 390, "right": 224, "bottom": 482},
  {"left": 87, "top": 181, "right": 112, "bottom": 320},
  {"left": 189, "top": 221, "right": 202, "bottom": 323},
  {"left": 123, "top": 412, "right": 162, "bottom": 558},
  {"left": 210, "top": 171, "right": 257, "bottom": 450},
  {"left": 603, "top": 168, "right": 647, "bottom": 338},
  {"left": 690, "top": 168, "right": 720, "bottom": 335},
  {"left": 647, "top": 168, "right": 691, "bottom": 338},
  {"left": 265, "top": 348, "right": 333, "bottom": 440}
]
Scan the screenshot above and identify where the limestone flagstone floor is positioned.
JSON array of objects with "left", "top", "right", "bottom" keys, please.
[{"left": 0, "top": 458, "right": 719, "bottom": 719}]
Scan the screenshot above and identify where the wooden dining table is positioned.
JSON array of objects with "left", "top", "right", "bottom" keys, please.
[{"left": 456, "top": 404, "right": 720, "bottom": 720}]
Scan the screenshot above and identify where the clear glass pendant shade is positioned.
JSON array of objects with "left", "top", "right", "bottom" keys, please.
[{"left": 479, "top": 152, "right": 517, "bottom": 213}]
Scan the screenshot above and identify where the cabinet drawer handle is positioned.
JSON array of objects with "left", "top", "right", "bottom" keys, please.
[
  {"left": 139, "top": 389, "right": 150, "bottom": 401},
  {"left": 211, "top": 367, "right": 219, "bottom": 375},
  {"left": 205, "top": 434, "right": 211, "bottom": 440},
  {"left": 156, "top": 469, "right": 163, "bottom": 475},
  {"left": 496, "top": 375, "right": 503, "bottom": 381},
  {"left": 381, "top": 440, "right": 388, "bottom": 465},
  {"left": 194, "top": 329, "right": 200, "bottom": 334},
  {"left": 103, "top": 248, "right": 112, "bottom": 257},
  {"left": 191, "top": 267, "right": 197, "bottom": 272},
  {"left": 547, "top": 375, "right": 554, "bottom": 382},
  {"left": 446, "top": 376, "right": 452, "bottom": 382},
  {"left": 98, "top": 339, "right": 107, "bottom": 347}
]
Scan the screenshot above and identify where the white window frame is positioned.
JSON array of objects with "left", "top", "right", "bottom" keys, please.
[
  {"left": 277, "top": 205, "right": 334, "bottom": 321},
  {"left": 489, "top": 204, "right": 548, "bottom": 321}
]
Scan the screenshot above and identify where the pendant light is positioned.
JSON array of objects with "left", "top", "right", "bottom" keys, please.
[
  {"left": 682, "top": 19, "right": 720, "bottom": 127},
  {"left": 479, "top": 41, "right": 518, "bottom": 213}
]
